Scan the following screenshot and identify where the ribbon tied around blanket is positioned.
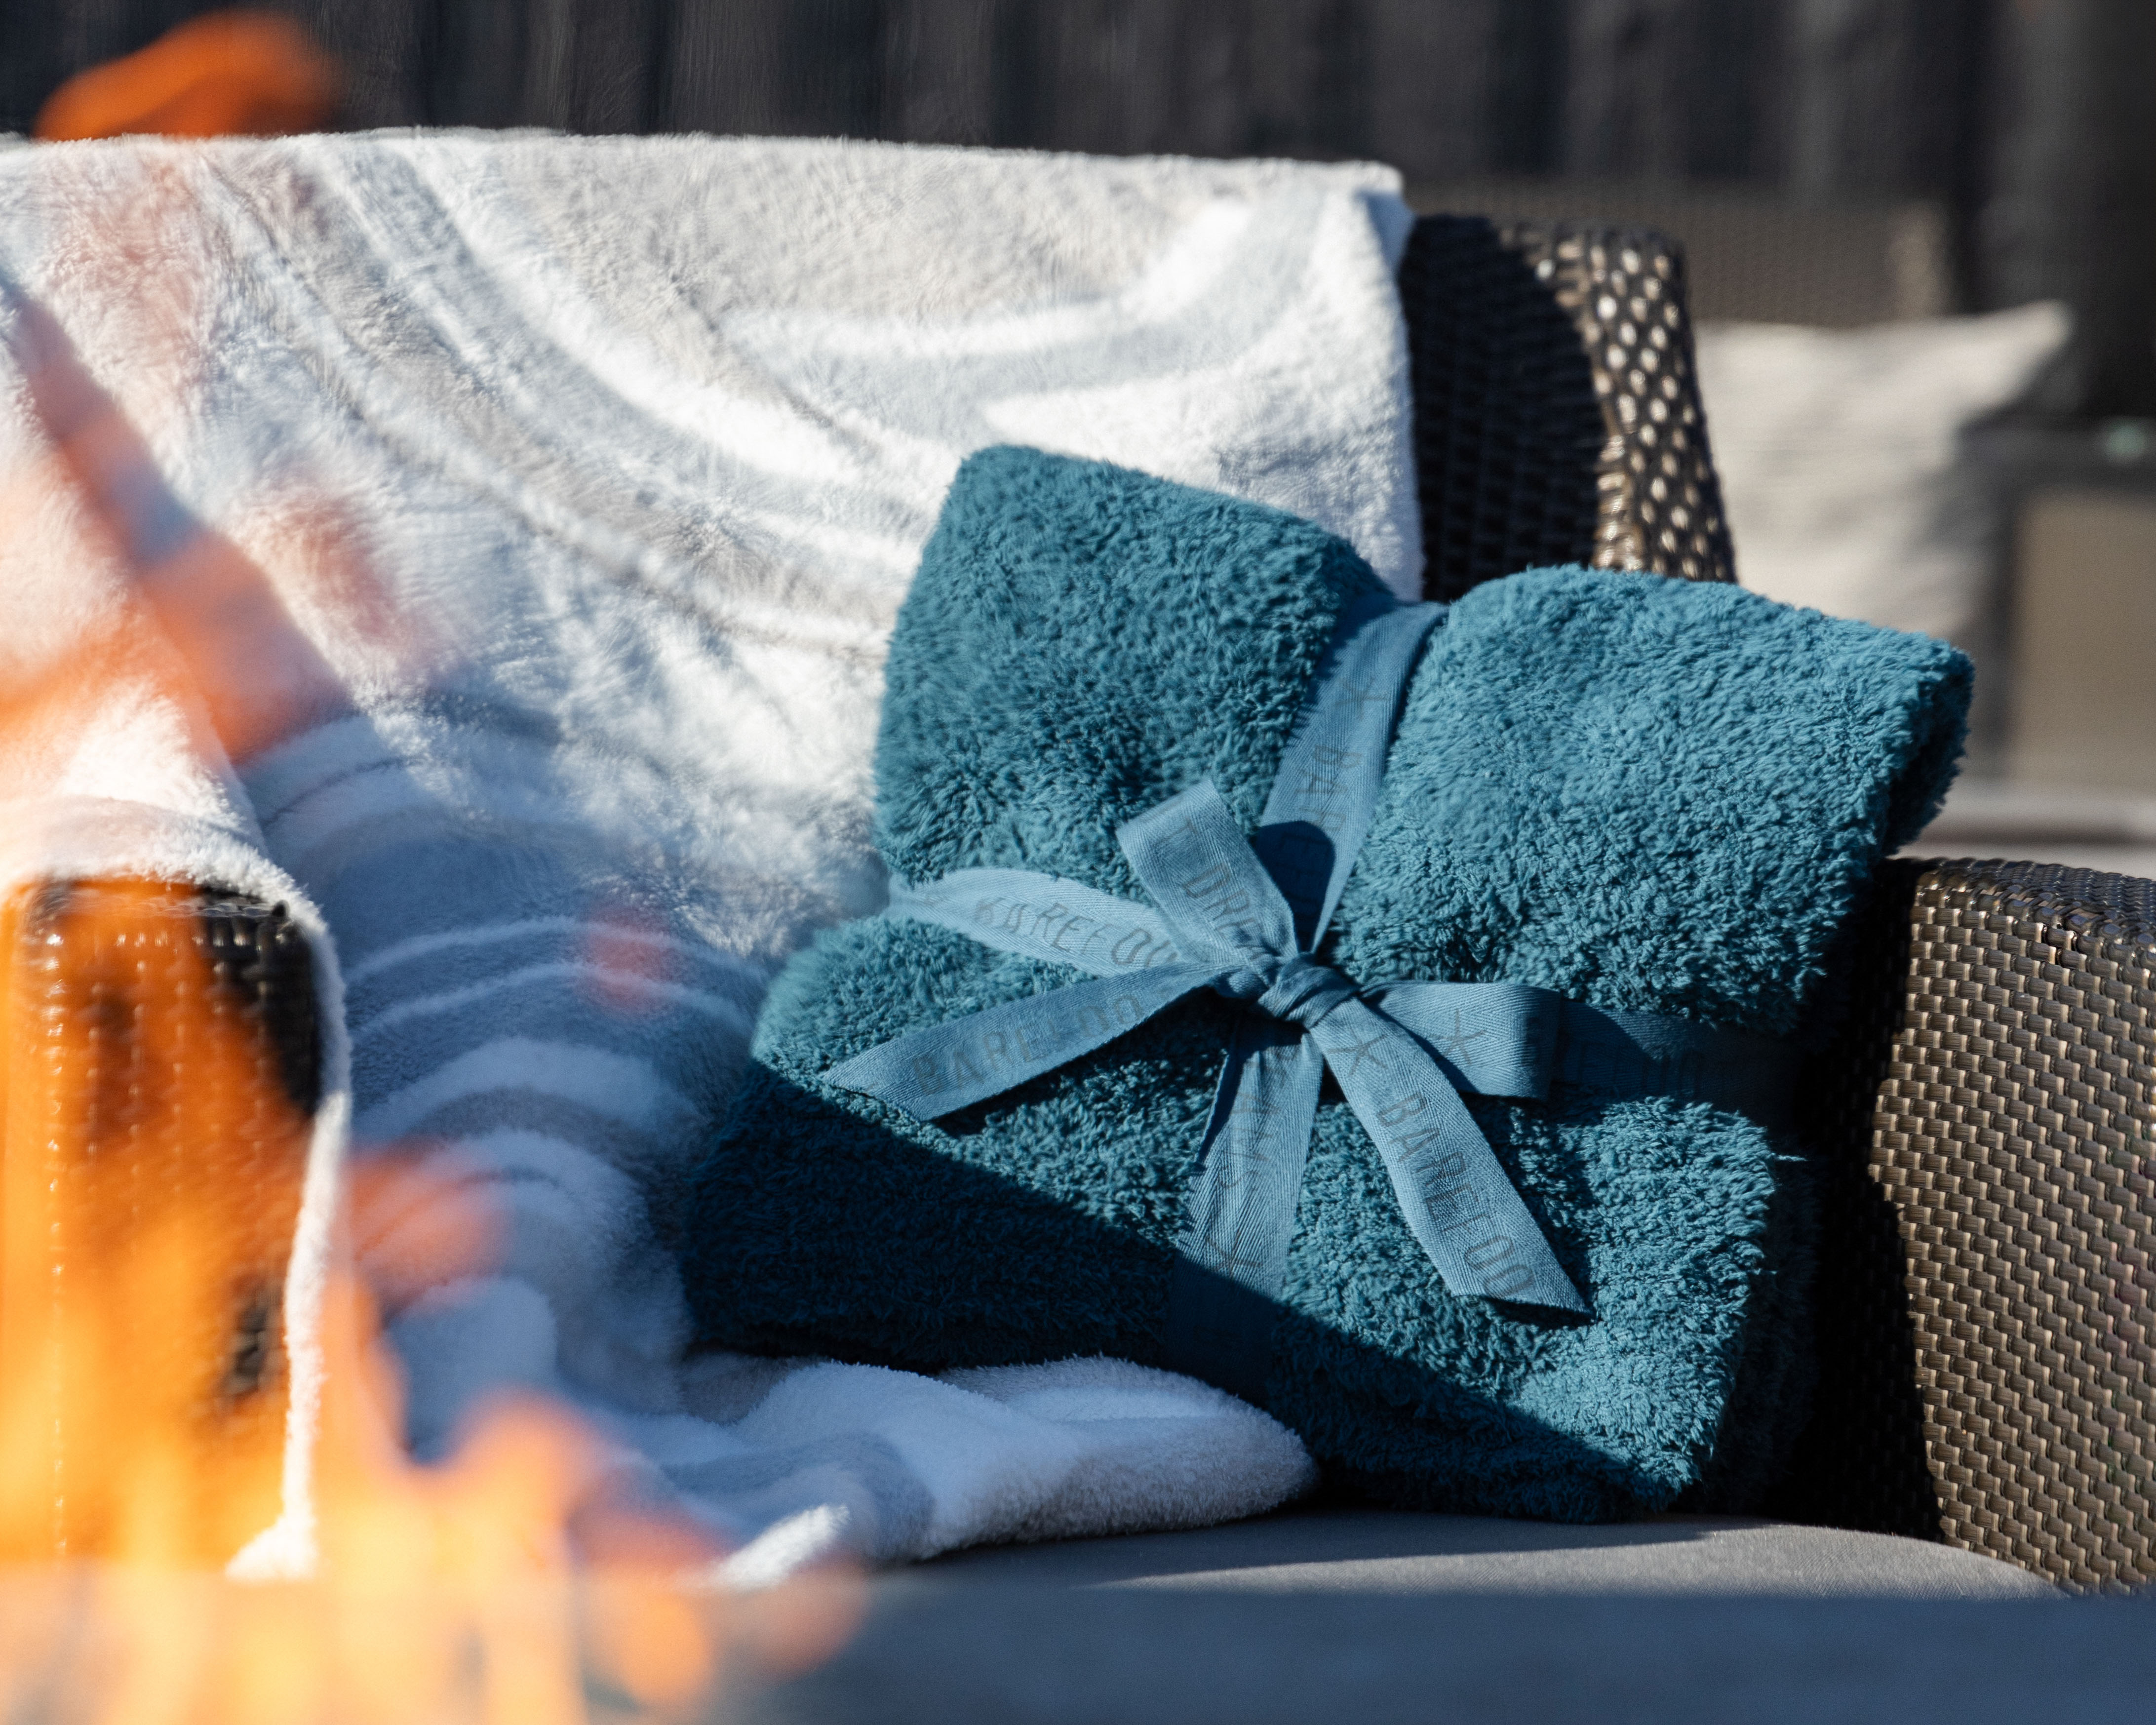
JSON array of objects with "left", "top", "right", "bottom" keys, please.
[{"left": 827, "top": 593, "right": 1795, "bottom": 1400}]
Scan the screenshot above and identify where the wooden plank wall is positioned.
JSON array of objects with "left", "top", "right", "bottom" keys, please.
[
  {"left": 0, "top": 0, "right": 1994, "bottom": 186},
  {"left": 3, "top": 0, "right": 2152, "bottom": 409}
]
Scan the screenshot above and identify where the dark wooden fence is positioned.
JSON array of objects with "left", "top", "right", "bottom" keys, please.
[{"left": 5, "top": 0, "right": 2153, "bottom": 411}]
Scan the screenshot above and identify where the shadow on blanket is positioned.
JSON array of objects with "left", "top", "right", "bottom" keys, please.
[{"left": 691, "top": 1070, "right": 1710, "bottom": 1526}]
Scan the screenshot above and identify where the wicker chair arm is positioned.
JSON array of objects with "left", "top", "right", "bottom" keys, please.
[
  {"left": 0, "top": 880, "right": 319, "bottom": 1563},
  {"left": 1400, "top": 214, "right": 1736, "bottom": 600},
  {"left": 1776, "top": 858, "right": 2156, "bottom": 1590}
]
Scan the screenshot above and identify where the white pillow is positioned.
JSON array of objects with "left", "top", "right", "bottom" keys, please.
[{"left": 1692, "top": 302, "right": 2069, "bottom": 646}]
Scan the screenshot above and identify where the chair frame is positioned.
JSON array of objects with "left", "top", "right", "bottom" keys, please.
[{"left": 4, "top": 209, "right": 2149, "bottom": 1591}]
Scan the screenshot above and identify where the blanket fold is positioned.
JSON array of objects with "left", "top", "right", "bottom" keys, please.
[{"left": 684, "top": 445, "right": 1970, "bottom": 1520}]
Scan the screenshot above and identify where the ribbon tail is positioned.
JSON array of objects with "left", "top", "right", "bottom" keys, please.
[
  {"left": 1316, "top": 998, "right": 1588, "bottom": 1315},
  {"left": 825, "top": 964, "right": 1214, "bottom": 1120},
  {"left": 1160, "top": 1021, "right": 1323, "bottom": 1402}
]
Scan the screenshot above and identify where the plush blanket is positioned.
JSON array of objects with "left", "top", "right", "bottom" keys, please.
[
  {"left": 684, "top": 448, "right": 1972, "bottom": 1521},
  {"left": 0, "top": 132, "right": 1428, "bottom": 1570}
]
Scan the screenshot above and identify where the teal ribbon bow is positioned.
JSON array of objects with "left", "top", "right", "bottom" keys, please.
[{"left": 828, "top": 594, "right": 1795, "bottom": 1399}]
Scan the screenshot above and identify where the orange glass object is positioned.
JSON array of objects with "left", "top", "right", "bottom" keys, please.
[
  {"left": 35, "top": 11, "right": 339, "bottom": 143},
  {"left": 0, "top": 881, "right": 311, "bottom": 1566},
  {"left": 0, "top": 881, "right": 863, "bottom": 1716}
]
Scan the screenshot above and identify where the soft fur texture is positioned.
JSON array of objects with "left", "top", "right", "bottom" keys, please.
[
  {"left": 684, "top": 446, "right": 1972, "bottom": 1521},
  {"left": 0, "top": 134, "right": 1419, "bottom": 1567}
]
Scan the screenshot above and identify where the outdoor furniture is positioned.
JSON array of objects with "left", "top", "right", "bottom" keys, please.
[{"left": 2, "top": 216, "right": 2148, "bottom": 1612}]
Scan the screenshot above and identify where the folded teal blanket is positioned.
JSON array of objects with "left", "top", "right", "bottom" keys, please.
[{"left": 682, "top": 446, "right": 1969, "bottom": 1520}]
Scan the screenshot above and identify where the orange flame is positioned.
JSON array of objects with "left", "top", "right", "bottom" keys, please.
[
  {"left": 0, "top": 880, "right": 305, "bottom": 1565},
  {"left": 35, "top": 12, "right": 341, "bottom": 143},
  {"left": 0, "top": 881, "right": 861, "bottom": 1721},
  {"left": 0, "top": 125, "right": 860, "bottom": 1725}
]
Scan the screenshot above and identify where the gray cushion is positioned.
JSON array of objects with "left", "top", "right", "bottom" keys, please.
[
  {"left": 909, "top": 1509, "right": 2057, "bottom": 1599},
  {"left": 744, "top": 1512, "right": 2156, "bottom": 1725}
]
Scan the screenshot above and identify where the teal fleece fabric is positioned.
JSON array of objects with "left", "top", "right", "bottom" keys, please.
[{"left": 682, "top": 445, "right": 1970, "bottom": 1521}]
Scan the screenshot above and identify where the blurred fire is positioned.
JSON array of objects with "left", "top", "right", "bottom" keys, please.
[
  {"left": 0, "top": 881, "right": 306, "bottom": 1566},
  {"left": 0, "top": 881, "right": 859, "bottom": 1722},
  {"left": 0, "top": 117, "right": 860, "bottom": 1723},
  {"left": 35, "top": 12, "right": 340, "bottom": 143}
]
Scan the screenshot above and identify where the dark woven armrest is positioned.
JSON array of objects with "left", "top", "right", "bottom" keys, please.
[
  {"left": 1775, "top": 858, "right": 2156, "bottom": 1590},
  {"left": 1399, "top": 215, "right": 1736, "bottom": 600},
  {"left": 0, "top": 879, "right": 320, "bottom": 1563}
]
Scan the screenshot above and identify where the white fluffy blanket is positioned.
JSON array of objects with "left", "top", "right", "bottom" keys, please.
[{"left": 0, "top": 132, "right": 1422, "bottom": 1575}]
